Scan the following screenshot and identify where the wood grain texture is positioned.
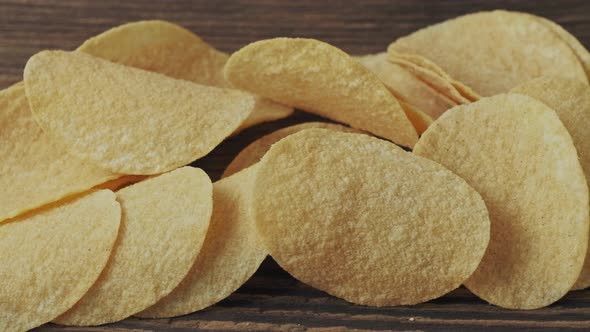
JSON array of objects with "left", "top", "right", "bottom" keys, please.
[{"left": 1, "top": 0, "right": 590, "bottom": 330}]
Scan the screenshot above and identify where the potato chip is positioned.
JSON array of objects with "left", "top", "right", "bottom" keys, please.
[
  {"left": 356, "top": 52, "right": 458, "bottom": 119},
  {"left": 511, "top": 77, "right": 590, "bottom": 290},
  {"left": 224, "top": 38, "right": 418, "bottom": 148},
  {"left": 0, "top": 190, "right": 121, "bottom": 331},
  {"left": 389, "top": 57, "right": 471, "bottom": 105},
  {"left": 388, "top": 56, "right": 471, "bottom": 105},
  {"left": 388, "top": 10, "right": 588, "bottom": 96},
  {"left": 399, "top": 101, "right": 433, "bottom": 135},
  {"left": 414, "top": 94, "right": 589, "bottom": 309},
  {"left": 389, "top": 52, "right": 481, "bottom": 102},
  {"left": 223, "top": 122, "right": 363, "bottom": 178},
  {"left": 138, "top": 165, "right": 266, "bottom": 318},
  {"left": 78, "top": 20, "right": 293, "bottom": 132},
  {"left": 24, "top": 50, "right": 255, "bottom": 175},
  {"left": 54, "top": 167, "right": 212, "bottom": 326},
  {"left": 0, "top": 83, "right": 119, "bottom": 223},
  {"left": 253, "top": 128, "right": 490, "bottom": 306},
  {"left": 532, "top": 15, "right": 590, "bottom": 80}
]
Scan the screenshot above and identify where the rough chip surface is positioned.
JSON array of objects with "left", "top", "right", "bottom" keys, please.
[
  {"left": 78, "top": 20, "right": 292, "bottom": 132},
  {"left": 54, "top": 167, "right": 213, "bottom": 326},
  {"left": 511, "top": 77, "right": 590, "bottom": 290},
  {"left": 414, "top": 94, "right": 589, "bottom": 309},
  {"left": 0, "top": 190, "right": 121, "bottom": 332},
  {"left": 225, "top": 38, "right": 418, "bottom": 148},
  {"left": 223, "top": 122, "right": 363, "bottom": 178},
  {"left": 0, "top": 83, "right": 118, "bottom": 223},
  {"left": 253, "top": 129, "right": 490, "bottom": 306},
  {"left": 356, "top": 52, "right": 457, "bottom": 119},
  {"left": 531, "top": 15, "right": 590, "bottom": 80},
  {"left": 138, "top": 165, "right": 267, "bottom": 318},
  {"left": 388, "top": 10, "right": 588, "bottom": 96},
  {"left": 24, "top": 50, "right": 255, "bottom": 175}
]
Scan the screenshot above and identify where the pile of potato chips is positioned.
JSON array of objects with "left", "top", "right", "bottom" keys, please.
[{"left": 2, "top": 9, "right": 590, "bottom": 330}]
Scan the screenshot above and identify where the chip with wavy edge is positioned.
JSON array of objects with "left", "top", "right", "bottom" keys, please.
[
  {"left": 225, "top": 38, "right": 418, "bottom": 148},
  {"left": 0, "top": 83, "right": 119, "bottom": 223},
  {"left": 356, "top": 52, "right": 458, "bottom": 119},
  {"left": 511, "top": 77, "right": 590, "bottom": 290},
  {"left": 223, "top": 122, "right": 363, "bottom": 178},
  {"left": 388, "top": 10, "right": 587, "bottom": 96},
  {"left": 24, "top": 50, "right": 255, "bottom": 175},
  {"left": 54, "top": 167, "right": 212, "bottom": 326},
  {"left": 77, "top": 20, "right": 293, "bottom": 132},
  {"left": 138, "top": 165, "right": 266, "bottom": 318},
  {"left": 414, "top": 94, "right": 589, "bottom": 309},
  {"left": 253, "top": 128, "right": 490, "bottom": 306},
  {"left": 0, "top": 190, "right": 121, "bottom": 331}
]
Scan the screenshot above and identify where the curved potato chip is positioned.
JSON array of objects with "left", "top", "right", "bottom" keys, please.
[
  {"left": 55, "top": 167, "right": 213, "bottom": 326},
  {"left": 389, "top": 52, "right": 481, "bottom": 102},
  {"left": 511, "top": 77, "right": 590, "bottom": 290},
  {"left": 225, "top": 38, "right": 418, "bottom": 148},
  {"left": 0, "top": 83, "right": 119, "bottom": 223},
  {"left": 138, "top": 165, "right": 266, "bottom": 318},
  {"left": 78, "top": 20, "right": 293, "bottom": 132},
  {"left": 223, "top": 122, "right": 362, "bottom": 178},
  {"left": 399, "top": 101, "right": 433, "bottom": 135},
  {"left": 253, "top": 129, "right": 490, "bottom": 306},
  {"left": 531, "top": 15, "right": 590, "bottom": 80},
  {"left": 0, "top": 190, "right": 121, "bottom": 331},
  {"left": 356, "top": 52, "right": 458, "bottom": 119},
  {"left": 414, "top": 94, "right": 589, "bottom": 309},
  {"left": 24, "top": 50, "right": 255, "bottom": 175},
  {"left": 388, "top": 56, "right": 471, "bottom": 105},
  {"left": 388, "top": 10, "right": 588, "bottom": 96}
]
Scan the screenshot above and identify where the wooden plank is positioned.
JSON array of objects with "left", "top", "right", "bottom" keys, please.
[{"left": 1, "top": 0, "right": 589, "bottom": 330}]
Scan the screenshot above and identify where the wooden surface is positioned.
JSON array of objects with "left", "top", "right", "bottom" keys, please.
[{"left": 2, "top": 0, "right": 590, "bottom": 330}]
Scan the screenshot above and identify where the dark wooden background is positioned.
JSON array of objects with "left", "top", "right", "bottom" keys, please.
[{"left": 2, "top": 0, "right": 590, "bottom": 330}]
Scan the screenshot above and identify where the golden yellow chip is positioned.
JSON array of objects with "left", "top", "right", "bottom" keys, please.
[
  {"left": 0, "top": 190, "right": 121, "bottom": 331},
  {"left": 356, "top": 52, "right": 458, "bottom": 119},
  {"left": 511, "top": 77, "right": 590, "bottom": 290},
  {"left": 388, "top": 10, "right": 587, "bottom": 96},
  {"left": 224, "top": 38, "right": 418, "bottom": 148},
  {"left": 55, "top": 167, "right": 213, "bottom": 326},
  {"left": 253, "top": 128, "right": 490, "bottom": 306},
  {"left": 78, "top": 20, "right": 293, "bottom": 132},
  {"left": 389, "top": 52, "right": 481, "bottom": 102},
  {"left": 414, "top": 94, "right": 589, "bottom": 309},
  {"left": 388, "top": 56, "right": 471, "bottom": 105},
  {"left": 138, "top": 165, "right": 266, "bottom": 318},
  {"left": 0, "top": 83, "right": 119, "bottom": 223},
  {"left": 24, "top": 50, "right": 255, "bottom": 175},
  {"left": 532, "top": 15, "right": 590, "bottom": 80},
  {"left": 223, "top": 122, "right": 362, "bottom": 178},
  {"left": 399, "top": 101, "right": 433, "bottom": 135}
]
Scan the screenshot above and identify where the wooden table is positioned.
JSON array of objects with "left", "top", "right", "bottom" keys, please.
[{"left": 2, "top": 0, "right": 590, "bottom": 330}]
